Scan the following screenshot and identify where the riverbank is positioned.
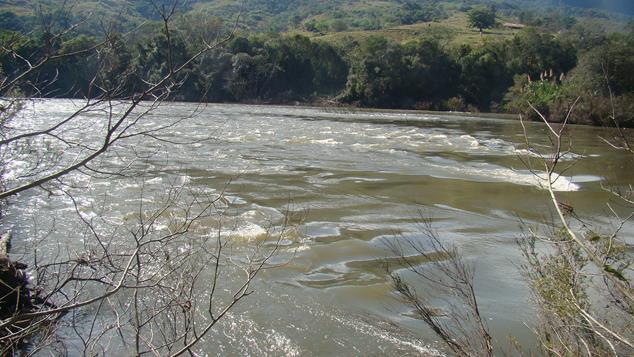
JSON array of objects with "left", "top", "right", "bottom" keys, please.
[
  {"left": 202, "top": 95, "right": 634, "bottom": 127},
  {"left": 0, "top": 95, "right": 574, "bottom": 126}
]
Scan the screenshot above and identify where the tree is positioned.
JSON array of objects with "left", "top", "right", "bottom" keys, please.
[
  {"left": 503, "top": 73, "right": 563, "bottom": 120},
  {"left": 221, "top": 34, "right": 346, "bottom": 102},
  {"left": 501, "top": 31, "right": 634, "bottom": 127},
  {"left": 0, "top": 2, "right": 283, "bottom": 354},
  {"left": 554, "top": 35, "right": 634, "bottom": 127},
  {"left": 396, "top": 1, "right": 447, "bottom": 25},
  {"left": 467, "top": 6, "right": 496, "bottom": 35},
  {"left": 341, "top": 37, "right": 458, "bottom": 108},
  {"left": 506, "top": 28, "right": 577, "bottom": 79},
  {"left": 455, "top": 43, "right": 511, "bottom": 110},
  {"left": 514, "top": 103, "right": 634, "bottom": 355},
  {"left": 330, "top": 19, "right": 348, "bottom": 32}
]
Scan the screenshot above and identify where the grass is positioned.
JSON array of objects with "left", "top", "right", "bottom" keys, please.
[
  {"left": 1, "top": 0, "right": 627, "bottom": 46},
  {"left": 308, "top": 12, "right": 521, "bottom": 48}
]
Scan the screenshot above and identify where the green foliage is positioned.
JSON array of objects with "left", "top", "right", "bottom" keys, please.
[
  {"left": 445, "top": 96, "right": 466, "bottom": 111},
  {"left": 549, "top": 34, "right": 634, "bottom": 126},
  {"left": 506, "top": 28, "right": 577, "bottom": 78},
  {"left": 341, "top": 37, "right": 458, "bottom": 108},
  {"left": 604, "top": 264, "right": 627, "bottom": 282},
  {"left": 534, "top": 252, "right": 587, "bottom": 319},
  {"left": 599, "top": 35, "right": 634, "bottom": 95},
  {"left": 397, "top": 1, "right": 447, "bottom": 25},
  {"left": 519, "top": 229, "right": 598, "bottom": 355},
  {"left": 0, "top": 31, "right": 39, "bottom": 93},
  {"left": 455, "top": 43, "right": 511, "bottom": 110},
  {"left": 561, "top": 0, "right": 634, "bottom": 16},
  {"left": 518, "top": 10, "right": 578, "bottom": 32},
  {"left": 467, "top": 6, "right": 496, "bottom": 32},
  {"left": 0, "top": 11, "right": 33, "bottom": 32},
  {"left": 0, "top": 31, "right": 32, "bottom": 60},
  {"left": 561, "top": 22, "right": 608, "bottom": 52},
  {"left": 504, "top": 75, "right": 563, "bottom": 119},
  {"left": 1, "top": 0, "right": 632, "bottom": 36},
  {"left": 217, "top": 34, "right": 347, "bottom": 102},
  {"left": 134, "top": 32, "right": 190, "bottom": 83},
  {"left": 60, "top": 35, "right": 97, "bottom": 54},
  {"left": 53, "top": 35, "right": 99, "bottom": 95},
  {"left": 229, "top": 51, "right": 278, "bottom": 100},
  {"left": 174, "top": 13, "right": 224, "bottom": 50},
  {"left": 1, "top": 1, "right": 632, "bottom": 126},
  {"left": 100, "top": 33, "right": 133, "bottom": 93},
  {"left": 520, "top": 214, "right": 634, "bottom": 355}
]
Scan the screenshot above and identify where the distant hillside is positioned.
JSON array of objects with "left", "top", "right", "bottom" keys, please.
[
  {"left": 0, "top": 0, "right": 631, "bottom": 36},
  {"left": 561, "top": 0, "right": 634, "bottom": 16}
]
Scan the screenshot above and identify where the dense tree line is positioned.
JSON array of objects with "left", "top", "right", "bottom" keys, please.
[
  {"left": 340, "top": 37, "right": 458, "bottom": 108},
  {"left": 1, "top": 20, "right": 633, "bottom": 126}
]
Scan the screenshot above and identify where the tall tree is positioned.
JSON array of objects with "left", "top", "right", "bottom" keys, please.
[{"left": 467, "top": 6, "right": 496, "bottom": 35}]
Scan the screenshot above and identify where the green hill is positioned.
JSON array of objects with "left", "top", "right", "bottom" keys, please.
[
  {"left": 0, "top": 0, "right": 631, "bottom": 37},
  {"left": 1, "top": 1, "right": 633, "bottom": 126}
]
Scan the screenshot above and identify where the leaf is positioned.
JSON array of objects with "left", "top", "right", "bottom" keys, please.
[{"left": 604, "top": 264, "right": 628, "bottom": 282}]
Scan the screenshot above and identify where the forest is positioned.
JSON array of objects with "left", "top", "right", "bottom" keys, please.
[{"left": 1, "top": 0, "right": 633, "bottom": 126}]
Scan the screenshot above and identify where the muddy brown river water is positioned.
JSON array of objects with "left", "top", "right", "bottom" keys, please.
[{"left": 4, "top": 100, "right": 633, "bottom": 355}]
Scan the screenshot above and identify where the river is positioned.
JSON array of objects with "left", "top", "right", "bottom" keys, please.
[{"left": 3, "top": 100, "right": 633, "bottom": 355}]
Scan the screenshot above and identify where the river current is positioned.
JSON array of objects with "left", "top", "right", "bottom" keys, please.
[{"left": 3, "top": 100, "right": 633, "bottom": 355}]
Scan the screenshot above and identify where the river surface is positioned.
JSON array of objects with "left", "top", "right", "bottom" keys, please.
[{"left": 3, "top": 100, "right": 633, "bottom": 355}]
